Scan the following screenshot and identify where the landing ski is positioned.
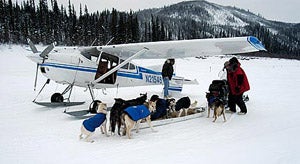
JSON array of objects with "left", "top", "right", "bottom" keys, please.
[
  {"left": 34, "top": 101, "right": 85, "bottom": 107},
  {"left": 64, "top": 110, "right": 90, "bottom": 116},
  {"left": 64, "top": 110, "right": 96, "bottom": 119},
  {"left": 64, "top": 107, "right": 112, "bottom": 117}
]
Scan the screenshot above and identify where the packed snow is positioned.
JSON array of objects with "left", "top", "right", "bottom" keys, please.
[{"left": 1, "top": 44, "right": 300, "bottom": 163}]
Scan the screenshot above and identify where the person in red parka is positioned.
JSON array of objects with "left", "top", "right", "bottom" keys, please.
[{"left": 226, "top": 57, "right": 250, "bottom": 115}]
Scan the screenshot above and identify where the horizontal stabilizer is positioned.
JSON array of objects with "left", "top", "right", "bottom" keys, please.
[{"left": 183, "top": 79, "right": 199, "bottom": 85}]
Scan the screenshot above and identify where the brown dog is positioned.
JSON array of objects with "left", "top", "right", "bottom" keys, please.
[
  {"left": 79, "top": 102, "right": 108, "bottom": 142},
  {"left": 206, "top": 92, "right": 226, "bottom": 122},
  {"left": 122, "top": 101, "right": 156, "bottom": 139}
]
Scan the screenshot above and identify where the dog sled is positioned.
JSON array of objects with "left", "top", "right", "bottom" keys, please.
[
  {"left": 136, "top": 106, "right": 205, "bottom": 130},
  {"left": 65, "top": 99, "right": 206, "bottom": 127}
]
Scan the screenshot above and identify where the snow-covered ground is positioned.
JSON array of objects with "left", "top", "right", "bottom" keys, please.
[{"left": 1, "top": 44, "right": 300, "bottom": 163}]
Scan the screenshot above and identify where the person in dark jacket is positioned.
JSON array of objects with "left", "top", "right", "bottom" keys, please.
[
  {"left": 226, "top": 57, "right": 250, "bottom": 115},
  {"left": 162, "top": 58, "right": 175, "bottom": 98},
  {"left": 150, "top": 95, "right": 168, "bottom": 120}
]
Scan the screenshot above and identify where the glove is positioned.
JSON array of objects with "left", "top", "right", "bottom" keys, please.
[{"left": 235, "top": 86, "right": 240, "bottom": 93}]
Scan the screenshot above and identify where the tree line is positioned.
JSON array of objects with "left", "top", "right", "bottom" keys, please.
[{"left": 0, "top": 0, "right": 141, "bottom": 45}]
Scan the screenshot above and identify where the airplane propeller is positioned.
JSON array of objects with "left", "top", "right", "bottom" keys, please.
[
  {"left": 39, "top": 42, "right": 55, "bottom": 60},
  {"left": 27, "top": 39, "right": 56, "bottom": 90}
]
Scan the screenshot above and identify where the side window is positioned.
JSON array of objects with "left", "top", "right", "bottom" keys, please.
[
  {"left": 119, "top": 59, "right": 136, "bottom": 71},
  {"left": 129, "top": 63, "right": 136, "bottom": 70}
]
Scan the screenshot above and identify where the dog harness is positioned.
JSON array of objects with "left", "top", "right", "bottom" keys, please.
[
  {"left": 208, "top": 97, "right": 216, "bottom": 106},
  {"left": 124, "top": 105, "right": 151, "bottom": 121},
  {"left": 83, "top": 113, "right": 106, "bottom": 132}
]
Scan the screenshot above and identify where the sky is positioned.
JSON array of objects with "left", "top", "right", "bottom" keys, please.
[{"left": 13, "top": 0, "right": 300, "bottom": 23}]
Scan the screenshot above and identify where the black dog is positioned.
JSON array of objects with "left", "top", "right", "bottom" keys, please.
[
  {"left": 165, "top": 98, "right": 176, "bottom": 118},
  {"left": 175, "top": 96, "right": 191, "bottom": 111},
  {"left": 110, "top": 93, "right": 147, "bottom": 135}
]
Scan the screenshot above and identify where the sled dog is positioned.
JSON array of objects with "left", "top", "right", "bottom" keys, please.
[
  {"left": 176, "top": 100, "right": 198, "bottom": 117},
  {"left": 110, "top": 93, "right": 147, "bottom": 135},
  {"left": 206, "top": 92, "right": 226, "bottom": 122},
  {"left": 165, "top": 98, "right": 176, "bottom": 118},
  {"left": 122, "top": 101, "right": 156, "bottom": 139},
  {"left": 79, "top": 102, "right": 108, "bottom": 142},
  {"left": 168, "top": 97, "right": 198, "bottom": 118}
]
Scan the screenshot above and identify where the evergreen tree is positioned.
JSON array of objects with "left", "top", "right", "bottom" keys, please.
[
  {"left": 132, "top": 14, "right": 140, "bottom": 42},
  {"left": 117, "top": 12, "right": 126, "bottom": 44},
  {"left": 110, "top": 8, "right": 118, "bottom": 44}
]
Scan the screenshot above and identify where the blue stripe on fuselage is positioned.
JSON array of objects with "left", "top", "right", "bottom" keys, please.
[
  {"left": 40, "top": 62, "right": 162, "bottom": 81},
  {"left": 41, "top": 63, "right": 96, "bottom": 73}
]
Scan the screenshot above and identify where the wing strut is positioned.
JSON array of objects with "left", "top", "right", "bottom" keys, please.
[{"left": 91, "top": 47, "right": 149, "bottom": 85}]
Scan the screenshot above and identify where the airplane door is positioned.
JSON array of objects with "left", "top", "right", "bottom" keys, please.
[{"left": 95, "top": 52, "right": 118, "bottom": 84}]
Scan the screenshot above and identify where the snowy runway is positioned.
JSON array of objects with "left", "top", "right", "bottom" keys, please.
[{"left": 1, "top": 45, "right": 300, "bottom": 163}]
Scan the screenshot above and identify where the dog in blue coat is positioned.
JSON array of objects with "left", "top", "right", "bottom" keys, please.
[
  {"left": 79, "top": 102, "right": 108, "bottom": 142},
  {"left": 122, "top": 101, "right": 157, "bottom": 139}
]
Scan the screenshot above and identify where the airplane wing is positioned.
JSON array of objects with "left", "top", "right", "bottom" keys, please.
[{"left": 96, "top": 36, "right": 266, "bottom": 59}]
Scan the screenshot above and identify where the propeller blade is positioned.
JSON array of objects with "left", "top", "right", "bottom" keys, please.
[
  {"left": 40, "top": 42, "right": 56, "bottom": 58},
  {"left": 34, "top": 64, "right": 39, "bottom": 91},
  {"left": 27, "top": 38, "right": 38, "bottom": 53}
]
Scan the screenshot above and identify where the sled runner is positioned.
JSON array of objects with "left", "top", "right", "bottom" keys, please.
[{"left": 137, "top": 107, "right": 205, "bottom": 129}]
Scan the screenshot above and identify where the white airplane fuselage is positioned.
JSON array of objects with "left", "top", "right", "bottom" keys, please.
[
  {"left": 27, "top": 46, "right": 176, "bottom": 90},
  {"left": 26, "top": 36, "right": 265, "bottom": 94}
]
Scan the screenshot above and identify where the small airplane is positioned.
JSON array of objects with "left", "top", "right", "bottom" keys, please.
[{"left": 26, "top": 36, "right": 266, "bottom": 107}]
